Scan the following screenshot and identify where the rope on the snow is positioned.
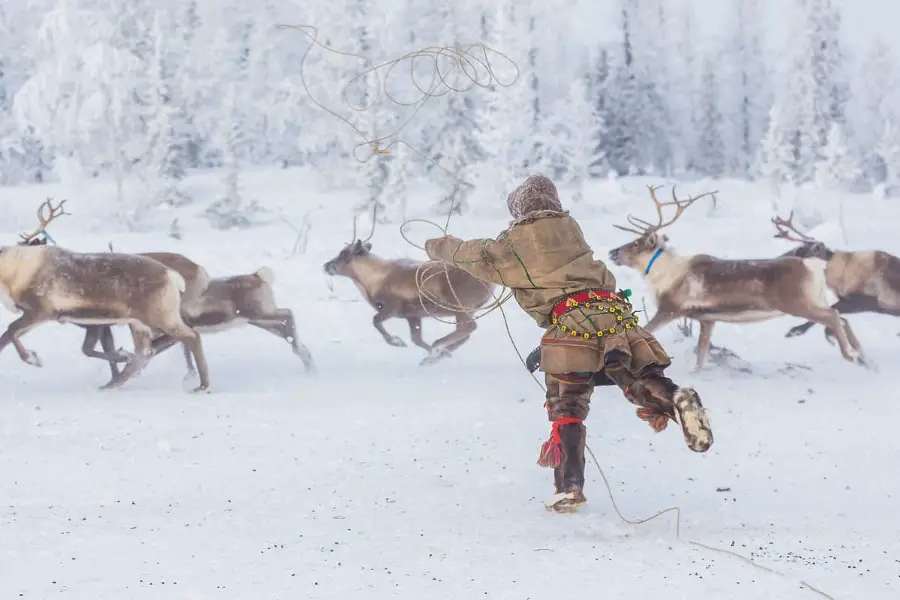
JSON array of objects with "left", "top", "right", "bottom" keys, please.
[{"left": 276, "top": 23, "right": 519, "bottom": 172}]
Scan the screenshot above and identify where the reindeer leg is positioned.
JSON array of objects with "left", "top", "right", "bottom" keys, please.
[
  {"left": 820, "top": 295, "right": 879, "bottom": 346},
  {"left": 98, "top": 326, "right": 123, "bottom": 379},
  {"left": 802, "top": 307, "right": 864, "bottom": 366},
  {"left": 839, "top": 319, "right": 874, "bottom": 370},
  {"left": 642, "top": 307, "right": 678, "bottom": 334},
  {"left": 373, "top": 311, "right": 406, "bottom": 347},
  {"left": 100, "top": 323, "right": 153, "bottom": 390},
  {"left": 80, "top": 326, "right": 130, "bottom": 378},
  {"left": 0, "top": 313, "right": 49, "bottom": 367},
  {"left": 421, "top": 314, "right": 476, "bottom": 366},
  {"left": 248, "top": 308, "right": 315, "bottom": 373},
  {"left": 785, "top": 320, "right": 817, "bottom": 338},
  {"left": 159, "top": 324, "right": 210, "bottom": 392},
  {"left": 695, "top": 321, "right": 716, "bottom": 371},
  {"left": 405, "top": 317, "right": 432, "bottom": 352},
  {"left": 182, "top": 343, "right": 196, "bottom": 377},
  {"left": 148, "top": 333, "right": 180, "bottom": 357}
]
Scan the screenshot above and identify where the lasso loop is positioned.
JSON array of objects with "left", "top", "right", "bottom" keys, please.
[{"left": 276, "top": 24, "right": 519, "bottom": 172}]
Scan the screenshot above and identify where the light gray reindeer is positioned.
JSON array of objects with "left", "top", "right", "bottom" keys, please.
[
  {"left": 323, "top": 212, "right": 494, "bottom": 365},
  {"left": 0, "top": 237, "right": 210, "bottom": 391},
  {"left": 772, "top": 211, "right": 900, "bottom": 341},
  {"left": 606, "top": 185, "right": 869, "bottom": 369}
]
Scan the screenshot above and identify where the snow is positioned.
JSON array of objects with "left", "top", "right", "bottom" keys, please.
[{"left": 2, "top": 168, "right": 899, "bottom": 599}]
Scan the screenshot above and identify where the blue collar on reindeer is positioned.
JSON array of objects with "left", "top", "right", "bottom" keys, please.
[
  {"left": 644, "top": 248, "right": 664, "bottom": 275},
  {"left": 40, "top": 228, "right": 56, "bottom": 245}
]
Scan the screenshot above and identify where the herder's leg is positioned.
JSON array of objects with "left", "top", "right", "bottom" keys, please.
[{"left": 538, "top": 372, "right": 594, "bottom": 513}]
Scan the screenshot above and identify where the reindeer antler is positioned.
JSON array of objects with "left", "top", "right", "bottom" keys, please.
[
  {"left": 348, "top": 203, "right": 378, "bottom": 244},
  {"left": 18, "top": 197, "right": 71, "bottom": 244},
  {"left": 771, "top": 211, "right": 817, "bottom": 243},
  {"left": 613, "top": 184, "right": 718, "bottom": 236}
]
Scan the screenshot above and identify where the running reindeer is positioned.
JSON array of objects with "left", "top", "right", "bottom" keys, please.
[
  {"left": 323, "top": 212, "right": 494, "bottom": 365},
  {"left": 133, "top": 261, "right": 316, "bottom": 377},
  {"left": 606, "top": 185, "right": 869, "bottom": 369},
  {"left": 18, "top": 201, "right": 315, "bottom": 383},
  {"left": 772, "top": 211, "right": 900, "bottom": 340},
  {"left": 2, "top": 198, "right": 211, "bottom": 391}
]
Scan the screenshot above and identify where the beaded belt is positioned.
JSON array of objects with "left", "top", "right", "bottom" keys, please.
[{"left": 548, "top": 289, "right": 638, "bottom": 339}]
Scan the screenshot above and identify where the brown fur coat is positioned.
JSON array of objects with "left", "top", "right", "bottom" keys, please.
[{"left": 425, "top": 176, "right": 671, "bottom": 377}]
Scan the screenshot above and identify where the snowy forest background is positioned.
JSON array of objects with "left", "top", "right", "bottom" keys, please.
[{"left": 0, "top": 0, "right": 897, "bottom": 227}]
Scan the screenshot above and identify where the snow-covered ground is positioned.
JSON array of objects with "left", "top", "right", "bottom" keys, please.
[{"left": 1, "top": 169, "right": 898, "bottom": 599}]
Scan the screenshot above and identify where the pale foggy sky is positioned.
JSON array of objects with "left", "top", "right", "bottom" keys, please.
[{"left": 570, "top": 1, "right": 899, "bottom": 59}]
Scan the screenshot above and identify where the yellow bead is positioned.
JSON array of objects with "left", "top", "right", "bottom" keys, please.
[
  {"left": 597, "top": 331, "right": 604, "bottom": 337},
  {"left": 585, "top": 303, "right": 591, "bottom": 309},
  {"left": 608, "top": 327, "right": 616, "bottom": 334},
  {"left": 625, "top": 323, "right": 632, "bottom": 329},
  {"left": 570, "top": 330, "right": 577, "bottom": 336},
  {"left": 552, "top": 318, "right": 557, "bottom": 324},
  {"left": 561, "top": 326, "right": 567, "bottom": 332},
  {"left": 617, "top": 315, "right": 623, "bottom": 321},
  {"left": 583, "top": 333, "right": 590, "bottom": 339}
]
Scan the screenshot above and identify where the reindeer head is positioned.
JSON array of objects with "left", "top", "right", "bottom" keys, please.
[
  {"left": 323, "top": 208, "right": 376, "bottom": 277},
  {"left": 16, "top": 198, "right": 70, "bottom": 247},
  {"left": 771, "top": 211, "right": 833, "bottom": 261},
  {"left": 608, "top": 185, "right": 717, "bottom": 272}
]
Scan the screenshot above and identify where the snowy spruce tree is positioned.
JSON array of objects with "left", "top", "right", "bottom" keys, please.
[
  {"left": 695, "top": 56, "right": 727, "bottom": 177},
  {"left": 814, "top": 123, "right": 861, "bottom": 191}
]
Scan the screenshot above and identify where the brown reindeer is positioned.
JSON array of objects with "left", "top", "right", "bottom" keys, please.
[
  {"left": 0, "top": 230, "right": 210, "bottom": 391},
  {"left": 18, "top": 204, "right": 214, "bottom": 381},
  {"left": 135, "top": 265, "right": 316, "bottom": 376},
  {"left": 322, "top": 214, "right": 494, "bottom": 365},
  {"left": 606, "top": 185, "right": 868, "bottom": 370},
  {"left": 771, "top": 211, "right": 900, "bottom": 341}
]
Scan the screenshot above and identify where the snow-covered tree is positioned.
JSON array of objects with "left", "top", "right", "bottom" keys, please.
[
  {"left": 534, "top": 75, "right": 596, "bottom": 199},
  {"left": 695, "top": 55, "right": 726, "bottom": 177},
  {"left": 720, "top": 0, "right": 769, "bottom": 176},
  {"left": 847, "top": 38, "right": 900, "bottom": 186},
  {"left": 755, "top": 103, "right": 797, "bottom": 185},
  {"left": 814, "top": 123, "right": 861, "bottom": 191},
  {"left": 770, "top": 0, "right": 848, "bottom": 183}
]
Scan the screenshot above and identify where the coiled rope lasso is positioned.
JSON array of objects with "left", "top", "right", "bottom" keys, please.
[{"left": 276, "top": 23, "right": 519, "bottom": 170}]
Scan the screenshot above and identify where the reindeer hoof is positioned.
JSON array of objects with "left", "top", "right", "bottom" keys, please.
[
  {"left": 387, "top": 336, "right": 407, "bottom": 347},
  {"left": 23, "top": 351, "right": 42, "bottom": 367},
  {"left": 191, "top": 384, "right": 210, "bottom": 394},
  {"left": 420, "top": 347, "right": 451, "bottom": 366},
  {"left": 99, "top": 379, "right": 124, "bottom": 391}
]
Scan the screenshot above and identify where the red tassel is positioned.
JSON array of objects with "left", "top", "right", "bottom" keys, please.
[
  {"left": 536, "top": 417, "right": 583, "bottom": 468},
  {"left": 537, "top": 437, "right": 562, "bottom": 467}
]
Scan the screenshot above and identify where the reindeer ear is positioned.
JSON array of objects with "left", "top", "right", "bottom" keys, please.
[
  {"left": 661, "top": 234, "right": 669, "bottom": 243},
  {"left": 363, "top": 242, "right": 372, "bottom": 252}
]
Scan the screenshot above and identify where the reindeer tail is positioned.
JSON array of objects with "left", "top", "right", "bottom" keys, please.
[
  {"left": 166, "top": 269, "right": 187, "bottom": 294},
  {"left": 255, "top": 266, "right": 275, "bottom": 285}
]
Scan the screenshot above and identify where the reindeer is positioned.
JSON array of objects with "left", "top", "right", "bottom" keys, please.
[
  {"left": 606, "top": 185, "right": 869, "bottom": 370},
  {"left": 128, "top": 264, "right": 316, "bottom": 376},
  {"left": 771, "top": 211, "right": 900, "bottom": 341},
  {"left": 322, "top": 214, "right": 494, "bottom": 365},
  {"left": 0, "top": 202, "right": 210, "bottom": 391}
]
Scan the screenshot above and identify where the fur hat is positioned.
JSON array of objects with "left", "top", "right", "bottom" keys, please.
[{"left": 507, "top": 174, "right": 564, "bottom": 222}]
